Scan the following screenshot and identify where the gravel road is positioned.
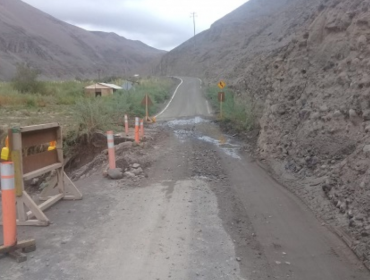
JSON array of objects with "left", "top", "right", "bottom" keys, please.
[{"left": 0, "top": 77, "right": 369, "bottom": 280}]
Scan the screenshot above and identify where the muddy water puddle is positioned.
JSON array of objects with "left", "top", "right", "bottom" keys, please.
[{"left": 163, "top": 117, "right": 241, "bottom": 159}]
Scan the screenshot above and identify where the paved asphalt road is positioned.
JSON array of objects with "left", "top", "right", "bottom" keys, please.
[
  {"left": 0, "top": 77, "right": 369, "bottom": 280},
  {"left": 155, "top": 77, "right": 212, "bottom": 120}
]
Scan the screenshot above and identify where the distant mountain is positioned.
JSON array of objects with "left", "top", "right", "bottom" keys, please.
[
  {"left": 157, "top": 0, "right": 307, "bottom": 82},
  {"left": 0, "top": 0, "right": 165, "bottom": 80}
]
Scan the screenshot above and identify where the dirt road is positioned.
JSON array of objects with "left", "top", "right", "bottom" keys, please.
[{"left": 1, "top": 77, "right": 369, "bottom": 280}]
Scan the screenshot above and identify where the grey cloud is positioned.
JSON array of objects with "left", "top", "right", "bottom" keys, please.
[{"left": 24, "top": 0, "right": 194, "bottom": 50}]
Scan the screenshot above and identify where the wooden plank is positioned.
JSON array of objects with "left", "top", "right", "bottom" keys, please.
[
  {"left": 16, "top": 220, "right": 48, "bottom": 226},
  {"left": 21, "top": 192, "right": 49, "bottom": 225},
  {"left": 38, "top": 193, "right": 63, "bottom": 211},
  {"left": 16, "top": 201, "right": 27, "bottom": 223},
  {"left": 22, "top": 244, "right": 36, "bottom": 253},
  {"left": 63, "top": 173, "right": 83, "bottom": 200},
  {"left": 23, "top": 163, "right": 62, "bottom": 181},
  {"left": 0, "top": 245, "right": 15, "bottom": 254},
  {"left": 16, "top": 239, "right": 36, "bottom": 249},
  {"left": 20, "top": 123, "right": 59, "bottom": 133},
  {"left": 8, "top": 128, "right": 14, "bottom": 150},
  {"left": 26, "top": 194, "right": 63, "bottom": 219},
  {"left": 0, "top": 240, "right": 36, "bottom": 254},
  {"left": 9, "top": 129, "right": 25, "bottom": 197},
  {"left": 8, "top": 251, "right": 27, "bottom": 263},
  {"left": 22, "top": 127, "right": 58, "bottom": 148},
  {"left": 23, "top": 150, "right": 59, "bottom": 174},
  {"left": 11, "top": 150, "right": 24, "bottom": 197}
]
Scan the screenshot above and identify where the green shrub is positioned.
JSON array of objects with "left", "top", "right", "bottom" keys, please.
[
  {"left": 11, "top": 63, "right": 45, "bottom": 94},
  {"left": 72, "top": 98, "right": 111, "bottom": 138},
  {"left": 206, "top": 86, "right": 257, "bottom": 131}
]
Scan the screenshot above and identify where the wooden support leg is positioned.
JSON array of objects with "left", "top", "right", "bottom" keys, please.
[
  {"left": 8, "top": 250, "right": 27, "bottom": 263},
  {"left": 16, "top": 192, "right": 49, "bottom": 226},
  {"left": 16, "top": 199, "right": 27, "bottom": 223},
  {"left": 27, "top": 193, "right": 63, "bottom": 219},
  {"left": 63, "top": 173, "right": 82, "bottom": 200}
]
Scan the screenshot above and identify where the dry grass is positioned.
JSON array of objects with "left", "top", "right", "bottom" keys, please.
[
  {"left": 0, "top": 77, "right": 175, "bottom": 146},
  {"left": 206, "top": 86, "right": 258, "bottom": 131}
]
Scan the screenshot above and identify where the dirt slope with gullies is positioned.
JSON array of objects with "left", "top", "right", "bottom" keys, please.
[
  {"left": 0, "top": 0, "right": 165, "bottom": 80},
  {"left": 158, "top": 0, "right": 370, "bottom": 268}
]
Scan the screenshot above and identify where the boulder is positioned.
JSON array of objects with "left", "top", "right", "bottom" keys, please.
[
  {"left": 319, "top": 105, "right": 329, "bottom": 113},
  {"left": 271, "top": 104, "right": 286, "bottom": 115},
  {"left": 132, "top": 163, "right": 141, "bottom": 169},
  {"left": 124, "top": 171, "right": 136, "bottom": 178},
  {"left": 31, "top": 178, "right": 39, "bottom": 186},
  {"left": 349, "top": 109, "right": 360, "bottom": 124},
  {"left": 333, "top": 110, "right": 342, "bottom": 119},
  {"left": 363, "top": 145, "right": 370, "bottom": 156},
  {"left": 311, "top": 112, "right": 320, "bottom": 120},
  {"left": 108, "top": 168, "right": 124, "bottom": 180},
  {"left": 363, "top": 109, "right": 370, "bottom": 121},
  {"left": 132, "top": 167, "right": 143, "bottom": 175},
  {"left": 357, "top": 35, "right": 367, "bottom": 49}
]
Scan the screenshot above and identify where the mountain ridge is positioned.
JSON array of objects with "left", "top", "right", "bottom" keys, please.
[{"left": 0, "top": 0, "right": 165, "bottom": 80}]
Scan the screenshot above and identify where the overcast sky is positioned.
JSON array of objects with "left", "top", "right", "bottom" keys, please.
[{"left": 22, "top": 0, "right": 248, "bottom": 50}]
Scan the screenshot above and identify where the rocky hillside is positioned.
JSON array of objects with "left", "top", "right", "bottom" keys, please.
[
  {"left": 0, "top": 0, "right": 165, "bottom": 80},
  {"left": 159, "top": 0, "right": 370, "bottom": 268}
]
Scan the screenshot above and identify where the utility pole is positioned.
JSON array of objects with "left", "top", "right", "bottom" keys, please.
[{"left": 190, "top": 12, "right": 197, "bottom": 48}]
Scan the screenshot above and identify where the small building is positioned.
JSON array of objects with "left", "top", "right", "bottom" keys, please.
[{"left": 85, "top": 83, "right": 122, "bottom": 97}]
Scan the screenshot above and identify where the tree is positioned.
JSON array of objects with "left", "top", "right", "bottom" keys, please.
[{"left": 12, "top": 63, "right": 44, "bottom": 93}]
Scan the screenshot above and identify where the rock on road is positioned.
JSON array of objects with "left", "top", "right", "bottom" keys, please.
[{"left": 0, "top": 77, "right": 369, "bottom": 280}]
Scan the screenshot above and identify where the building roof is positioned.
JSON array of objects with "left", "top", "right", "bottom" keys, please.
[
  {"left": 99, "top": 83, "right": 122, "bottom": 90},
  {"left": 85, "top": 83, "right": 122, "bottom": 90}
]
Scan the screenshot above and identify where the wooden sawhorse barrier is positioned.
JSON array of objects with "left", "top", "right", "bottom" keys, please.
[{"left": 3, "top": 123, "right": 82, "bottom": 226}]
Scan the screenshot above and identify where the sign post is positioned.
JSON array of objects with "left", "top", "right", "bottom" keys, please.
[
  {"left": 217, "top": 80, "right": 226, "bottom": 119},
  {"left": 146, "top": 95, "right": 149, "bottom": 121},
  {"left": 141, "top": 94, "right": 153, "bottom": 122}
]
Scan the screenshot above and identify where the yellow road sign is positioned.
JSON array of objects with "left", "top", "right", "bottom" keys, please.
[{"left": 218, "top": 80, "right": 226, "bottom": 89}]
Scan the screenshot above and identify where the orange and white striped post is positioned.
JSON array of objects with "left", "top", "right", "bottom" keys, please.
[
  {"left": 106, "top": 131, "right": 116, "bottom": 169},
  {"left": 135, "top": 117, "right": 140, "bottom": 144},
  {"left": 1, "top": 162, "right": 17, "bottom": 247},
  {"left": 124, "top": 114, "right": 129, "bottom": 136},
  {"left": 140, "top": 119, "right": 144, "bottom": 139}
]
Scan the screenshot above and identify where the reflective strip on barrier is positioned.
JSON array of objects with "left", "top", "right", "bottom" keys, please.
[
  {"left": 106, "top": 131, "right": 116, "bottom": 169},
  {"left": 1, "top": 162, "right": 15, "bottom": 190},
  {"left": 107, "top": 132, "right": 114, "bottom": 149}
]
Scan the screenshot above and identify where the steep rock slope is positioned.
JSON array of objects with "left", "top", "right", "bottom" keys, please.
[
  {"left": 159, "top": 0, "right": 370, "bottom": 267},
  {"left": 0, "top": 0, "right": 164, "bottom": 80}
]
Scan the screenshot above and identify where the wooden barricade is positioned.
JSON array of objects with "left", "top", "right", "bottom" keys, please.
[{"left": 2, "top": 123, "right": 82, "bottom": 226}]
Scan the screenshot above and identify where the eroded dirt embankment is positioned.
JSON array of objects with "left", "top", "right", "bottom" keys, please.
[
  {"left": 160, "top": 0, "right": 370, "bottom": 266},
  {"left": 240, "top": 0, "right": 370, "bottom": 266}
]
